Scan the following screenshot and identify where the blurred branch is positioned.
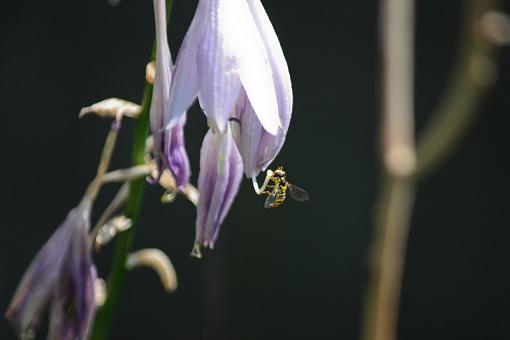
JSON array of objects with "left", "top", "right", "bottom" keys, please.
[
  {"left": 380, "top": 0, "right": 416, "bottom": 178},
  {"left": 362, "top": 1, "right": 416, "bottom": 340},
  {"left": 416, "top": 0, "right": 501, "bottom": 179},
  {"left": 362, "top": 1, "right": 502, "bottom": 340}
]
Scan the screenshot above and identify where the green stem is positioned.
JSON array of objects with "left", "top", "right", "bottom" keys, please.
[
  {"left": 90, "top": 78, "right": 153, "bottom": 340},
  {"left": 90, "top": 1, "right": 174, "bottom": 337}
]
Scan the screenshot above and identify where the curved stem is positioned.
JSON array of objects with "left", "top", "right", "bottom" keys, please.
[{"left": 416, "top": 0, "right": 499, "bottom": 179}]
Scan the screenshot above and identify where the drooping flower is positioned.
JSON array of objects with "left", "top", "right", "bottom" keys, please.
[
  {"left": 150, "top": 0, "right": 190, "bottom": 190},
  {"left": 231, "top": 0, "right": 293, "bottom": 178},
  {"left": 6, "top": 200, "right": 97, "bottom": 340},
  {"left": 162, "top": 0, "right": 294, "bottom": 254},
  {"left": 164, "top": 0, "right": 283, "bottom": 137},
  {"left": 193, "top": 128, "right": 243, "bottom": 255}
]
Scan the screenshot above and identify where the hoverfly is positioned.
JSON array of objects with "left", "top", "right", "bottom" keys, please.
[{"left": 262, "top": 166, "right": 310, "bottom": 208}]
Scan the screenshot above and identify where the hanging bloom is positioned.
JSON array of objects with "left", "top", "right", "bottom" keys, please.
[
  {"left": 6, "top": 200, "right": 97, "bottom": 340},
  {"left": 164, "top": 0, "right": 284, "bottom": 137},
  {"left": 150, "top": 0, "right": 190, "bottom": 190},
  {"left": 193, "top": 129, "right": 243, "bottom": 256},
  {"left": 167, "top": 0, "right": 294, "bottom": 254},
  {"left": 231, "top": 0, "right": 293, "bottom": 178}
]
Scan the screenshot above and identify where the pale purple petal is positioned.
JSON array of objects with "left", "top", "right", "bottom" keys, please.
[
  {"left": 150, "top": 0, "right": 191, "bottom": 188},
  {"left": 47, "top": 224, "right": 96, "bottom": 340},
  {"left": 222, "top": 0, "right": 280, "bottom": 135},
  {"left": 150, "top": 0, "right": 173, "bottom": 172},
  {"left": 247, "top": 0, "right": 293, "bottom": 123},
  {"left": 5, "top": 220, "right": 72, "bottom": 336},
  {"left": 195, "top": 129, "right": 243, "bottom": 248},
  {"left": 6, "top": 202, "right": 94, "bottom": 339},
  {"left": 231, "top": 90, "right": 262, "bottom": 178},
  {"left": 195, "top": 0, "right": 243, "bottom": 133},
  {"left": 165, "top": 113, "right": 191, "bottom": 190},
  {"left": 231, "top": 0, "right": 293, "bottom": 177},
  {"left": 233, "top": 92, "right": 288, "bottom": 178},
  {"left": 164, "top": 0, "right": 206, "bottom": 130}
]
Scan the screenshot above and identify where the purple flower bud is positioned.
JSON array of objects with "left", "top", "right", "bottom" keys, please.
[
  {"left": 150, "top": 0, "right": 190, "bottom": 189},
  {"left": 165, "top": 115, "right": 191, "bottom": 190},
  {"left": 6, "top": 201, "right": 96, "bottom": 340},
  {"left": 195, "top": 129, "right": 243, "bottom": 250},
  {"left": 165, "top": 0, "right": 282, "bottom": 136}
]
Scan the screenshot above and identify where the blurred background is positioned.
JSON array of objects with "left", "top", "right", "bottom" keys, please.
[{"left": 1, "top": 0, "right": 510, "bottom": 339}]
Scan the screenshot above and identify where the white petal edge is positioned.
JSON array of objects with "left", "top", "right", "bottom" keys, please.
[
  {"left": 226, "top": 0, "right": 280, "bottom": 135},
  {"left": 247, "top": 0, "right": 293, "bottom": 128}
]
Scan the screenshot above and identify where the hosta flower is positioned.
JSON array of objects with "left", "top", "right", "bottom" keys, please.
[
  {"left": 164, "top": 0, "right": 286, "bottom": 137},
  {"left": 6, "top": 200, "right": 96, "bottom": 340},
  {"left": 165, "top": 0, "right": 293, "bottom": 253},
  {"left": 193, "top": 128, "right": 243, "bottom": 255},
  {"left": 150, "top": 0, "right": 190, "bottom": 190}
]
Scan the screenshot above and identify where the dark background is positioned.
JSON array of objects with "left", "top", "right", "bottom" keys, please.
[{"left": 1, "top": 0, "right": 510, "bottom": 339}]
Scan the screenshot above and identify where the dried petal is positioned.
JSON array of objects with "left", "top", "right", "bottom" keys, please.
[
  {"left": 94, "top": 278, "right": 107, "bottom": 307},
  {"left": 146, "top": 61, "right": 156, "bottom": 84},
  {"left": 95, "top": 215, "right": 132, "bottom": 249},
  {"left": 79, "top": 98, "right": 141, "bottom": 120},
  {"left": 126, "top": 248, "right": 178, "bottom": 293}
]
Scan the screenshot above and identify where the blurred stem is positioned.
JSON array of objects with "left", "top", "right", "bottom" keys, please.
[
  {"left": 362, "top": 1, "right": 500, "bottom": 340},
  {"left": 363, "top": 175, "right": 416, "bottom": 340},
  {"left": 362, "top": 1, "right": 416, "bottom": 340},
  {"left": 416, "top": 0, "right": 499, "bottom": 179},
  {"left": 90, "top": 1, "right": 173, "bottom": 338}
]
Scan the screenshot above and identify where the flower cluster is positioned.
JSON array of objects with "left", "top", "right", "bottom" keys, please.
[
  {"left": 6, "top": 0, "right": 293, "bottom": 337},
  {"left": 151, "top": 0, "right": 293, "bottom": 254}
]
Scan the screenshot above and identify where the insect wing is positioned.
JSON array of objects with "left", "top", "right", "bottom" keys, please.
[
  {"left": 264, "top": 186, "right": 281, "bottom": 208},
  {"left": 288, "top": 184, "right": 310, "bottom": 202}
]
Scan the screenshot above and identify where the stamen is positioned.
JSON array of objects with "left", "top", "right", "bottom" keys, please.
[
  {"left": 252, "top": 169, "right": 274, "bottom": 195},
  {"left": 252, "top": 176, "right": 261, "bottom": 194}
]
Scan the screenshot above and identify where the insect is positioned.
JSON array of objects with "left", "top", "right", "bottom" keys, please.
[{"left": 262, "top": 166, "right": 310, "bottom": 208}]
